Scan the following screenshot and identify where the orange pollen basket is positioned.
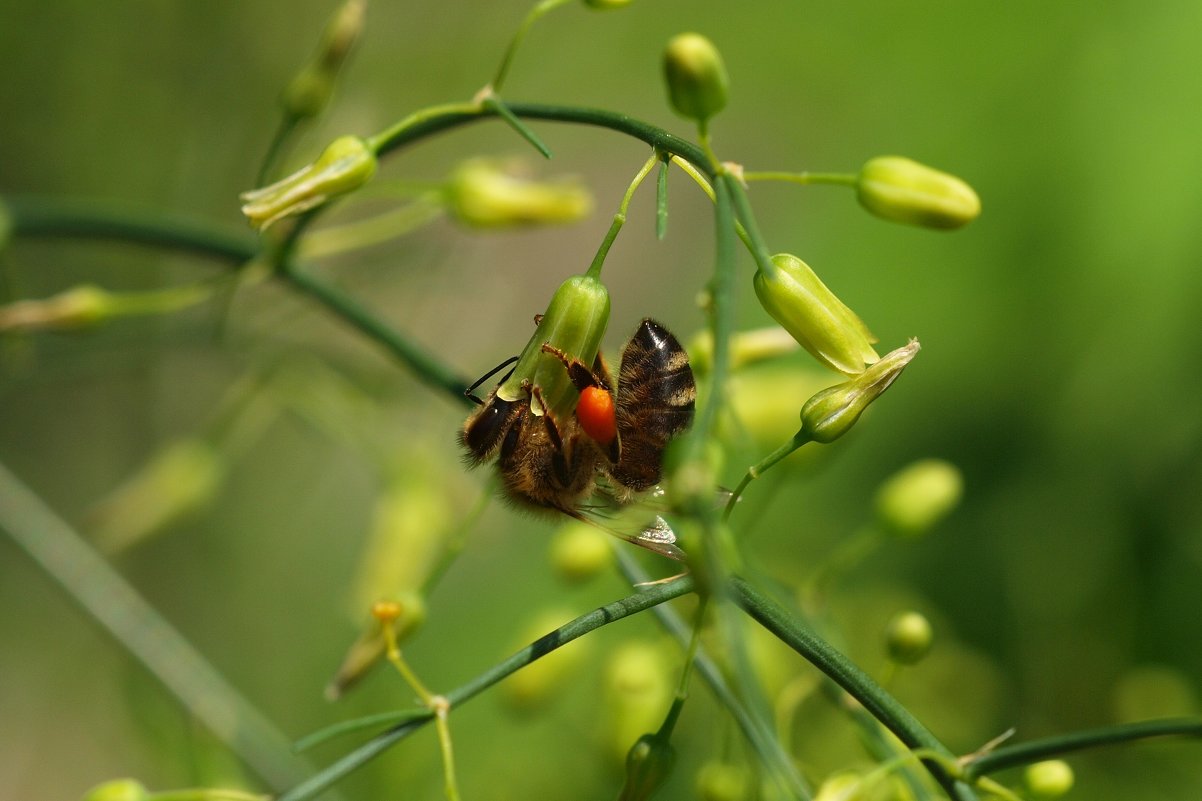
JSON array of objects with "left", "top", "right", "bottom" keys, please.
[{"left": 577, "top": 386, "right": 617, "bottom": 445}]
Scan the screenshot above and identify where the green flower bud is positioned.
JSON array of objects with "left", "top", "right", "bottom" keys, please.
[
  {"left": 1024, "top": 760, "right": 1074, "bottom": 799},
  {"left": 240, "top": 135, "right": 376, "bottom": 230},
  {"left": 754, "top": 253, "right": 879, "bottom": 376},
  {"left": 813, "top": 772, "right": 863, "bottom": 801},
  {"left": 0, "top": 285, "right": 113, "bottom": 332},
  {"left": 583, "top": 0, "right": 632, "bottom": 8},
  {"left": 720, "top": 368, "right": 834, "bottom": 455},
  {"left": 874, "top": 458, "right": 963, "bottom": 538},
  {"left": 444, "top": 158, "right": 592, "bottom": 228},
  {"left": 885, "top": 611, "right": 933, "bottom": 665},
  {"left": 605, "top": 640, "right": 674, "bottom": 763},
  {"left": 696, "top": 762, "right": 750, "bottom": 801},
  {"left": 618, "top": 731, "right": 676, "bottom": 801},
  {"left": 663, "top": 33, "right": 729, "bottom": 122},
  {"left": 282, "top": 0, "right": 366, "bottom": 119},
  {"left": 549, "top": 521, "right": 613, "bottom": 582},
  {"left": 799, "top": 339, "right": 920, "bottom": 443},
  {"left": 80, "top": 779, "right": 149, "bottom": 801},
  {"left": 688, "top": 326, "right": 799, "bottom": 377},
  {"left": 497, "top": 274, "right": 610, "bottom": 418},
  {"left": 856, "top": 156, "right": 980, "bottom": 230}
]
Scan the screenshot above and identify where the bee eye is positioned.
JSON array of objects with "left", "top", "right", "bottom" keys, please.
[{"left": 576, "top": 386, "right": 617, "bottom": 445}]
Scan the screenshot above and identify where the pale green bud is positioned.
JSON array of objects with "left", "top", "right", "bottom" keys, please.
[
  {"left": 80, "top": 779, "right": 149, "bottom": 801},
  {"left": 0, "top": 285, "right": 113, "bottom": 332},
  {"left": 696, "top": 762, "right": 750, "bottom": 801},
  {"left": 445, "top": 158, "right": 592, "bottom": 228},
  {"left": 240, "top": 135, "right": 376, "bottom": 230},
  {"left": 688, "top": 326, "right": 799, "bottom": 377},
  {"left": 618, "top": 732, "right": 676, "bottom": 801},
  {"left": 799, "top": 339, "right": 920, "bottom": 443},
  {"left": 549, "top": 521, "right": 613, "bottom": 583},
  {"left": 813, "top": 772, "right": 864, "bottom": 801},
  {"left": 605, "top": 640, "right": 675, "bottom": 764},
  {"left": 663, "top": 33, "right": 729, "bottom": 122},
  {"left": 754, "top": 253, "right": 879, "bottom": 376},
  {"left": 856, "top": 156, "right": 980, "bottom": 230},
  {"left": 282, "top": 0, "right": 366, "bottom": 119},
  {"left": 583, "top": 0, "right": 632, "bottom": 8},
  {"left": 1025, "top": 760, "right": 1074, "bottom": 799},
  {"left": 874, "top": 458, "right": 963, "bottom": 538},
  {"left": 885, "top": 611, "right": 933, "bottom": 665}
]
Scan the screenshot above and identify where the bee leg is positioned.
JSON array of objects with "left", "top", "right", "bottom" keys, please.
[
  {"left": 539, "top": 343, "right": 612, "bottom": 392},
  {"left": 524, "top": 382, "right": 574, "bottom": 487}
]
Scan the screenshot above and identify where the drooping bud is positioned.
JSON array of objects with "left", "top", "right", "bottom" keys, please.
[
  {"left": 445, "top": 158, "right": 592, "bottom": 228},
  {"left": 1024, "top": 760, "right": 1075, "bottom": 799},
  {"left": 754, "top": 253, "right": 879, "bottom": 376},
  {"left": 663, "top": 33, "right": 729, "bottom": 122},
  {"left": 885, "top": 611, "right": 934, "bottom": 665},
  {"left": 799, "top": 339, "right": 919, "bottom": 443},
  {"left": 856, "top": 156, "right": 980, "bottom": 230},
  {"left": 604, "top": 640, "right": 675, "bottom": 764},
  {"left": 549, "top": 521, "right": 613, "bottom": 583},
  {"left": 813, "top": 772, "right": 864, "bottom": 801},
  {"left": 240, "top": 135, "right": 376, "bottom": 230},
  {"left": 618, "top": 731, "right": 677, "bottom": 801},
  {"left": 0, "top": 285, "right": 113, "bottom": 332},
  {"left": 282, "top": 0, "right": 367, "bottom": 120},
  {"left": 696, "top": 761, "right": 750, "bottom": 801},
  {"left": 80, "top": 779, "right": 149, "bottom": 801},
  {"left": 583, "top": 0, "right": 632, "bottom": 8},
  {"left": 874, "top": 458, "right": 963, "bottom": 538}
]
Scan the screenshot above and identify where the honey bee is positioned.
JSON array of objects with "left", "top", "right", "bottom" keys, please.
[{"left": 461, "top": 318, "right": 696, "bottom": 559}]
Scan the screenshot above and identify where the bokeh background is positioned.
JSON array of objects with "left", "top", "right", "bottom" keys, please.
[{"left": 3, "top": 1, "right": 1201, "bottom": 799}]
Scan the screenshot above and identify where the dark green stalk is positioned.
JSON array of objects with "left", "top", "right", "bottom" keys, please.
[
  {"left": 276, "top": 575, "right": 696, "bottom": 801},
  {"left": 277, "top": 264, "right": 471, "bottom": 404},
  {"left": 961, "top": 718, "right": 1202, "bottom": 780},
  {"left": 2, "top": 195, "right": 257, "bottom": 263},
  {"left": 730, "top": 577, "right": 979, "bottom": 801}
]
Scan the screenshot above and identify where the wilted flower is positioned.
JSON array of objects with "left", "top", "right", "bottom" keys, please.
[
  {"left": 753, "top": 253, "right": 879, "bottom": 375},
  {"left": 240, "top": 135, "right": 377, "bottom": 230},
  {"left": 663, "top": 33, "right": 729, "bottom": 122},
  {"left": 856, "top": 156, "right": 980, "bottom": 230},
  {"left": 444, "top": 158, "right": 592, "bottom": 228},
  {"left": 799, "top": 339, "right": 920, "bottom": 443}
]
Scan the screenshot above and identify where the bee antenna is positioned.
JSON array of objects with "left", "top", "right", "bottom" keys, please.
[{"left": 463, "top": 355, "right": 519, "bottom": 403}]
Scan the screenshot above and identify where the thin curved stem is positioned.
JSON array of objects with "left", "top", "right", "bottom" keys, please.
[
  {"left": 585, "top": 151, "right": 659, "bottom": 279},
  {"left": 490, "top": 0, "right": 573, "bottom": 93},
  {"left": 743, "top": 171, "right": 856, "bottom": 187}
]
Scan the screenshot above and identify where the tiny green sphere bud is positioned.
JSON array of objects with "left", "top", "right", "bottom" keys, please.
[
  {"left": 856, "top": 156, "right": 980, "bottom": 230},
  {"left": 240, "top": 135, "right": 377, "bottom": 230},
  {"left": 618, "top": 732, "right": 677, "bottom": 801},
  {"left": 799, "top": 339, "right": 920, "bottom": 443},
  {"left": 1025, "top": 760, "right": 1075, "bottom": 799},
  {"left": 696, "top": 762, "right": 750, "bottom": 801},
  {"left": 549, "top": 521, "right": 613, "bottom": 582},
  {"left": 874, "top": 458, "right": 963, "bottom": 538},
  {"left": 663, "top": 33, "right": 729, "bottom": 122},
  {"left": 80, "top": 778, "right": 149, "bottom": 801},
  {"left": 885, "top": 611, "right": 933, "bottom": 665},
  {"left": 584, "top": 0, "right": 632, "bottom": 8},
  {"left": 754, "top": 253, "right": 879, "bottom": 376}
]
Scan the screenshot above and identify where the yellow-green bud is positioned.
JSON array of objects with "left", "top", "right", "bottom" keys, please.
[
  {"left": 444, "top": 158, "right": 592, "bottom": 229},
  {"left": 549, "top": 521, "right": 613, "bottom": 582},
  {"left": 688, "top": 326, "right": 799, "bottom": 377},
  {"left": 813, "top": 772, "right": 863, "bottom": 801},
  {"left": 498, "top": 273, "right": 610, "bottom": 418},
  {"left": 856, "top": 156, "right": 980, "bottom": 230},
  {"left": 282, "top": 0, "right": 365, "bottom": 119},
  {"left": 799, "top": 339, "right": 919, "bottom": 443},
  {"left": 1024, "top": 760, "right": 1074, "bottom": 799},
  {"left": 663, "top": 33, "right": 729, "bottom": 122},
  {"left": 605, "top": 640, "right": 675, "bottom": 763},
  {"left": 618, "top": 732, "right": 676, "bottom": 801},
  {"left": 885, "top": 611, "right": 933, "bottom": 665},
  {"left": 0, "top": 285, "right": 113, "bottom": 332},
  {"left": 240, "top": 135, "right": 376, "bottom": 230},
  {"left": 696, "top": 762, "right": 750, "bottom": 801},
  {"left": 80, "top": 779, "right": 149, "bottom": 801},
  {"left": 874, "top": 458, "right": 963, "bottom": 538},
  {"left": 754, "top": 253, "right": 879, "bottom": 376},
  {"left": 583, "top": 0, "right": 632, "bottom": 8}
]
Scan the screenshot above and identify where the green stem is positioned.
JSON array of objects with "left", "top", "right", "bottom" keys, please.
[
  {"left": 723, "top": 430, "right": 812, "bottom": 521},
  {"left": 742, "top": 171, "right": 857, "bottom": 187},
  {"left": 298, "top": 194, "right": 445, "bottom": 259},
  {"left": 0, "top": 461, "right": 312, "bottom": 792},
  {"left": 275, "top": 575, "right": 696, "bottom": 801},
  {"left": 724, "top": 178, "right": 778, "bottom": 279},
  {"left": 490, "top": 0, "right": 572, "bottom": 93},
  {"left": 585, "top": 151, "right": 659, "bottom": 279},
  {"left": 277, "top": 263, "right": 472, "bottom": 404},
  {"left": 961, "top": 718, "right": 1202, "bottom": 780},
  {"left": 730, "top": 577, "right": 979, "bottom": 801},
  {"left": 257, "top": 113, "right": 303, "bottom": 185}
]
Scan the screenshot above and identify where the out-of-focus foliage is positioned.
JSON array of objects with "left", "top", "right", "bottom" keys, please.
[{"left": 2, "top": 2, "right": 1201, "bottom": 800}]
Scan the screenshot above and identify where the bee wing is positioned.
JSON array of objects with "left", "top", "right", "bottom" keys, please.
[{"left": 564, "top": 508, "right": 686, "bottom": 561}]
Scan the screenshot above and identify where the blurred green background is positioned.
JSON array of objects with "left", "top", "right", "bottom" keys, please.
[{"left": 3, "top": 1, "right": 1202, "bottom": 800}]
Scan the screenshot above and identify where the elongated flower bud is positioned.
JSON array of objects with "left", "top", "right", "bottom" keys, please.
[
  {"left": 240, "top": 135, "right": 376, "bottom": 230},
  {"left": 754, "top": 253, "right": 879, "bottom": 376},
  {"left": 445, "top": 158, "right": 592, "bottom": 228},
  {"left": 856, "top": 156, "right": 980, "bottom": 229},
  {"left": 618, "top": 732, "right": 677, "bottom": 801},
  {"left": 663, "top": 33, "right": 729, "bottom": 122},
  {"left": 80, "top": 779, "right": 148, "bottom": 801},
  {"left": 874, "top": 458, "right": 963, "bottom": 538},
  {"left": 282, "top": 0, "right": 366, "bottom": 119},
  {"left": 0, "top": 285, "right": 112, "bottom": 332},
  {"left": 799, "top": 339, "right": 919, "bottom": 443}
]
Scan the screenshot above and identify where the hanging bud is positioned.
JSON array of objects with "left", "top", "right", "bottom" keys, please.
[
  {"left": 799, "top": 339, "right": 919, "bottom": 443},
  {"left": 80, "top": 779, "right": 149, "bottom": 801},
  {"left": 604, "top": 640, "right": 675, "bottom": 764},
  {"left": 282, "top": 0, "right": 367, "bottom": 120},
  {"left": 240, "top": 135, "right": 376, "bottom": 230},
  {"left": 444, "top": 158, "right": 592, "bottom": 228},
  {"left": 813, "top": 772, "right": 864, "bottom": 801},
  {"left": 663, "top": 33, "right": 729, "bottom": 122},
  {"left": 856, "top": 156, "right": 980, "bottom": 230},
  {"left": 754, "top": 253, "right": 879, "bottom": 376},
  {"left": 583, "top": 0, "right": 632, "bottom": 8},
  {"left": 549, "top": 521, "right": 613, "bottom": 583},
  {"left": 696, "top": 762, "right": 750, "bottom": 801},
  {"left": 885, "top": 611, "right": 934, "bottom": 665},
  {"left": 1024, "top": 760, "right": 1075, "bottom": 799},
  {"left": 618, "top": 731, "right": 677, "bottom": 801},
  {"left": 874, "top": 458, "right": 963, "bottom": 539},
  {"left": 0, "top": 285, "right": 113, "bottom": 332}
]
